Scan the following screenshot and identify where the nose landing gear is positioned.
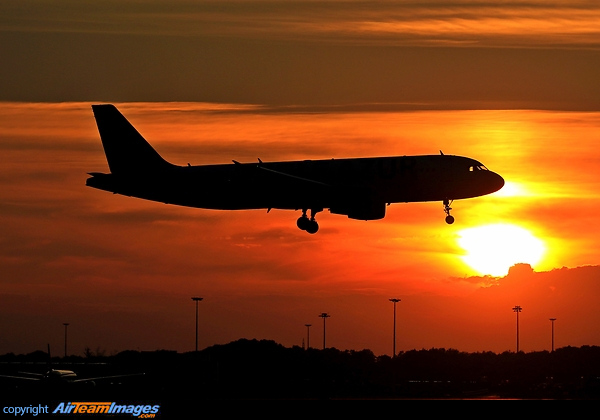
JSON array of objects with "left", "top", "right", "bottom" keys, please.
[
  {"left": 443, "top": 199, "right": 454, "bottom": 224},
  {"left": 297, "top": 208, "right": 321, "bottom": 234}
]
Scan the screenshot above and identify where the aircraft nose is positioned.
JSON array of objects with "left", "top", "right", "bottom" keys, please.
[{"left": 491, "top": 171, "right": 505, "bottom": 192}]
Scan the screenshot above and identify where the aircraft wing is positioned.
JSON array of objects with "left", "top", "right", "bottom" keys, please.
[
  {"left": 70, "top": 372, "right": 145, "bottom": 383},
  {"left": 255, "top": 164, "right": 332, "bottom": 187},
  {"left": 0, "top": 374, "right": 41, "bottom": 381},
  {"left": 17, "top": 371, "right": 45, "bottom": 378}
]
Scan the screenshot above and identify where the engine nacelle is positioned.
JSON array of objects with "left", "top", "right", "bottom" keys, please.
[{"left": 330, "top": 201, "right": 386, "bottom": 221}]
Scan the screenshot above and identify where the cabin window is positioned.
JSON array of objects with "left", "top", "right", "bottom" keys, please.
[{"left": 469, "top": 165, "right": 489, "bottom": 172}]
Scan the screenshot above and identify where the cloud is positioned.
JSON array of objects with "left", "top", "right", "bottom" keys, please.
[
  {"left": 2, "top": 2, "right": 600, "bottom": 109},
  {"left": 3, "top": 1, "right": 600, "bottom": 48}
]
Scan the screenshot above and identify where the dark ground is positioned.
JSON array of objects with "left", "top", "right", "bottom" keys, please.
[{"left": 1, "top": 339, "right": 598, "bottom": 414}]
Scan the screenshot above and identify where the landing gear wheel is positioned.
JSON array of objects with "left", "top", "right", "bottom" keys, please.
[
  {"left": 297, "top": 216, "right": 310, "bottom": 231},
  {"left": 297, "top": 208, "right": 322, "bottom": 233},
  {"left": 443, "top": 199, "right": 454, "bottom": 224},
  {"left": 306, "top": 220, "right": 319, "bottom": 234}
]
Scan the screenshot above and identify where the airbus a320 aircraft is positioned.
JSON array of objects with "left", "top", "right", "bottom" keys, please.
[
  {"left": 87, "top": 105, "right": 504, "bottom": 233},
  {"left": 0, "top": 346, "right": 144, "bottom": 386},
  {"left": 0, "top": 368, "right": 144, "bottom": 385}
]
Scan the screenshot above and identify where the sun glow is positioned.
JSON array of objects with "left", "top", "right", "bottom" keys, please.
[
  {"left": 457, "top": 224, "right": 546, "bottom": 277},
  {"left": 492, "top": 181, "right": 528, "bottom": 197}
]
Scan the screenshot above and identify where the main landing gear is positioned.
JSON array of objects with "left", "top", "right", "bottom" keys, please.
[
  {"left": 297, "top": 208, "right": 321, "bottom": 234},
  {"left": 443, "top": 199, "right": 454, "bottom": 224}
]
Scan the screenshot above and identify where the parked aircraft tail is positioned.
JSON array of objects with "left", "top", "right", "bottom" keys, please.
[{"left": 91, "top": 104, "right": 174, "bottom": 174}]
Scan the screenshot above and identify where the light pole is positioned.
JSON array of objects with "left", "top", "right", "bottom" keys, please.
[
  {"left": 512, "top": 306, "right": 522, "bottom": 352},
  {"left": 550, "top": 318, "right": 556, "bottom": 352},
  {"left": 305, "top": 324, "right": 312, "bottom": 349},
  {"left": 63, "top": 323, "right": 69, "bottom": 357},
  {"left": 191, "top": 297, "right": 203, "bottom": 351},
  {"left": 319, "top": 313, "right": 330, "bottom": 349},
  {"left": 389, "top": 298, "right": 401, "bottom": 357}
]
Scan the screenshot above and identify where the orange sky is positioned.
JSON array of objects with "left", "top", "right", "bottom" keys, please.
[
  {"left": 1, "top": 1, "right": 600, "bottom": 356},
  {"left": 1, "top": 102, "right": 600, "bottom": 356}
]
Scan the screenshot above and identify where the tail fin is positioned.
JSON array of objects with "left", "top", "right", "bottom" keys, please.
[{"left": 91, "top": 104, "right": 174, "bottom": 175}]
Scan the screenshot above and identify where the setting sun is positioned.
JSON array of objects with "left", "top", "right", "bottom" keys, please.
[
  {"left": 492, "top": 181, "right": 528, "bottom": 197},
  {"left": 457, "top": 224, "right": 546, "bottom": 276}
]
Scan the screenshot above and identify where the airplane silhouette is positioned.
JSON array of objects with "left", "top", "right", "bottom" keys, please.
[
  {"left": 87, "top": 105, "right": 504, "bottom": 233},
  {"left": 0, "top": 369, "right": 144, "bottom": 385},
  {"left": 0, "top": 346, "right": 144, "bottom": 386}
]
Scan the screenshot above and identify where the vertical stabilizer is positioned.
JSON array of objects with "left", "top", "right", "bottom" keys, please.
[{"left": 91, "top": 104, "right": 174, "bottom": 174}]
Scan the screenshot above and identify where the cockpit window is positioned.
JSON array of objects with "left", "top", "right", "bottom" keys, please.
[{"left": 469, "top": 165, "right": 489, "bottom": 171}]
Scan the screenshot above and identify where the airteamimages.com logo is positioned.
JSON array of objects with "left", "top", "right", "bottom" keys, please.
[{"left": 3, "top": 402, "right": 160, "bottom": 417}]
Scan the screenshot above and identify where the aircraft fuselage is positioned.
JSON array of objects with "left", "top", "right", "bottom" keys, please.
[
  {"left": 86, "top": 104, "right": 504, "bottom": 232},
  {"left": 87, "top": 154, "right": 503, "bottom": 221}
]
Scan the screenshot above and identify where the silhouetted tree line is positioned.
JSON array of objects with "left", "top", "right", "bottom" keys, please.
[{"left": 2, "top": 340, "right": 600, "bottom": 400}]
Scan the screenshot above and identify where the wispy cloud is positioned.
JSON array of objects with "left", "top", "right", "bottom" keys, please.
[{"left": 2, "top": 1, "right": 599, "bottom": 48}]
